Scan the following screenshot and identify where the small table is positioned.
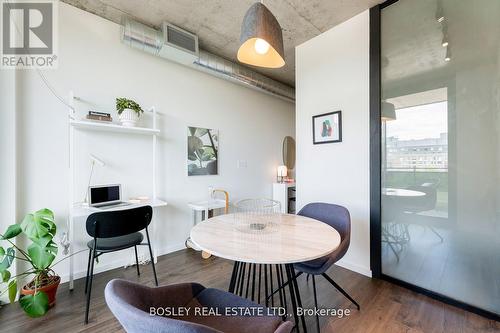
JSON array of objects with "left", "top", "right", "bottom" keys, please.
[
  {"left": 382, "top": 188, "right": 425, "bottom": 259},
  {"left": 382, "top": 187, "right": 425, "bottom": 197},
  {"left": 187, "top": 199, "right": 228, "bottom": 257},
  {"left": 190, "top": 213, "right": 341, "bottom": 332}
]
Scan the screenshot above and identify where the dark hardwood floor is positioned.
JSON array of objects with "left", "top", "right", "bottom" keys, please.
[{"left": 0, "top": 249, "right": 498, "bottom": 333}]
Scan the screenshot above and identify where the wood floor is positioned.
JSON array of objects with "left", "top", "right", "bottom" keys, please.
[{"left": 0, "top": 249, "right": 498, "bottom": 333}]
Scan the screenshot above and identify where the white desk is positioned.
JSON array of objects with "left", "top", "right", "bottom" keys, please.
[{"left": 68, "top": 199, "right": 167, "bottom": 290}]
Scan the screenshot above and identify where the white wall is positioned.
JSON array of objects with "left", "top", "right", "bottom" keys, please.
[
  {"left": 296, "top": 11, "right": 371, "bottom": 277},
  {"left": 5, "top": 3, "right": 294, "bottom": 282}
]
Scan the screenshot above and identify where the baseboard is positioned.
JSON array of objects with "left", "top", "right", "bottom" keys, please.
[
  {"left": 335, "top": 259, "right": 372, "bottom": 278},
  {"left": 59, "top": 242, "right": 186, "bottom": 284}
]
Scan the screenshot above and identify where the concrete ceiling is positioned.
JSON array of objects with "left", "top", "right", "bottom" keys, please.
[{"left": 61, "top": 0, "right": 384, "bottom": 86}]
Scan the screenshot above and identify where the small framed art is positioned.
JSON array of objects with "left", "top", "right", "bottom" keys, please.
[{"left": 312, "top": 111, "right": 342, "bottom": 144}]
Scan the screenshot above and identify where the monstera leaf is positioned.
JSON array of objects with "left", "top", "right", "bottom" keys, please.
[
  {"left": 1, "top": 224, "right": 22, "bottom": 240},
  {"left": 27, "top": 241, "right": 57, "bottom": 270},
  {"left": 0, "top": 247, "right": 15, "bottom": 271},
  {"left": 19, "top": 291, "right": 49, "bottom": 318},
  {"left": 21, "top": 208, "right": 56, "bottom": 244},
  {"left": 188, "top": 136, "right": 203, "bottom": 156}
]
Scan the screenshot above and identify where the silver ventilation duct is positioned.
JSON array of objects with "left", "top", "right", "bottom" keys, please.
[{"left": 121, "top": 18, "right": 295, "bottom": 103}]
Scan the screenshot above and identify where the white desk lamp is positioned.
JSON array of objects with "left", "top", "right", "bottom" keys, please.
[{"left": 82, "top": 154, "right": 106, "bottom": 206}]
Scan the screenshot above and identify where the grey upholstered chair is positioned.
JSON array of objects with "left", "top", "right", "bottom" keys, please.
[
  {"left": 105, "top": 279, "right": 293, "bottom": 333},
  {"left": 293, "top": 203, "right": 360, "bottom": 331}
]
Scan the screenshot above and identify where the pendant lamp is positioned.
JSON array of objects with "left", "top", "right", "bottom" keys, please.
[{"left": 237, "top": 2, "right": 285, "bottom": 68}]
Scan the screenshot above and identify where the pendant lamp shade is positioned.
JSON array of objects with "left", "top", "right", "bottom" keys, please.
[
  {"left": 381, "top": 101, "right": 396, "bottom": 121},
  {"left": 237, "top": 2, "right": 285, "bottom": 68}
]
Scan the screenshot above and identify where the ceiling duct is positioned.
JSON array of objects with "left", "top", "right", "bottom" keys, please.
[{"left": 121, "top": 17, "right": 295, "bottom": 103}]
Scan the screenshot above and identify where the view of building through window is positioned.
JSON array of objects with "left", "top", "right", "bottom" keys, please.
[{"left": 384, "top": 101, "right": 448, "bottom": 217}]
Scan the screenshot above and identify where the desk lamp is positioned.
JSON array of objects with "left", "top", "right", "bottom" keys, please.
[{"left": 82, "top": 154, "right": 106, "bottom": 206}]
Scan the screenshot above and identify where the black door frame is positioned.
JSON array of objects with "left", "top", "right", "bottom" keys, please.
[{"left": 369, "top": 0, "right": 500, "bottom": 321}]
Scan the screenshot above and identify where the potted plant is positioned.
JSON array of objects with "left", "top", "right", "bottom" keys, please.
[
  {"left": 0, "top": 208, "right": 62, "bottom": 317},
  {"left": 116, "top": 97, "right": 144, "bottom": 127}
]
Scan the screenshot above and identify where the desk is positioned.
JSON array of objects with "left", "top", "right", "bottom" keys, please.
[
  {"left": 68, "top": 199, "right": 167, "bottom": 290},
  {"left": 190, "top": 213, "right": 340, "bottom": 332}
]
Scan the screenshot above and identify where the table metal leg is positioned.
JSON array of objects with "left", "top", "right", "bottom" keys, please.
[
  {"left": 228, "top": 262, "right": 308, "bottom": 333},
  {"left": 228, "top": 261, "right": 239, "bottom": 293},
  {"left": 284, "top": 264, "right": 301, "bottom": 332}
]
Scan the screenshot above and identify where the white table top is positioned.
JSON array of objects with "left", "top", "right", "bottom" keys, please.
[
  {"left": 71, "top": 199, "right": 167, "bottom": 218},
  {"left": 190, "top": 213, "right": 341, "bottom": 264},
  {"left": 188, "top": 199, "right": 227, "bottom": 211},
  {"left": 382, "top": 188, "right": 425, "bottom": 197}
]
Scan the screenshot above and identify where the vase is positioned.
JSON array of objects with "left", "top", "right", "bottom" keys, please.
[
  {"left": 119, "top": 109, "right": 140, "bottom": 127},
  {"left": 21, "top": 275, "right": 61, "bottom": 307}
]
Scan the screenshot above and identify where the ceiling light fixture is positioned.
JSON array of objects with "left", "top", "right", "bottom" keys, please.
[{"left": 237, "top": 1, "right": 285, "bottom": 68}]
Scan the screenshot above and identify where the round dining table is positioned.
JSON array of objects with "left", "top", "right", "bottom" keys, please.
[{"left": 190, "top": 213, "right": 341, "bottom": 333}]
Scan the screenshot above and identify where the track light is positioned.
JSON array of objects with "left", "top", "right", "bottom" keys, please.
[
  {"left": 441, "top": 36, "right": 449, "bottom": 47},
  {"left": 445, "top": 47, "right": 451, "bottom": 62}
]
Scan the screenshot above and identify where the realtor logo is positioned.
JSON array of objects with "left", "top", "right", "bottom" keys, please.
[{"left": 1, "top": 0, "right": 58, "bottom": 68}]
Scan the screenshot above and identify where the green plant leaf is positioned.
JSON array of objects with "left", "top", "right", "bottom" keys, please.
[
  {"left": 8, "top": 279, "right": 17, "bottom": 303},
  {"left": 1, "top": 269, "right": 11, "bottom": 282},
  {"left": 21, "top": 208, "right": 56, "bottom": 241},
  {"left": 188, "top": 136, "right": 203, "bottom": 155},
  {"left": 1, "top": 224, "right": 22, "bottom": 240},
  {"left": 0, "top": 246, "right": 4, "bottom": 257},
  {"left": 19, "top": 291, "right": 49, "bottom": 318},
  {"left": 0, "top": 247, "right": 15, "bottom": 271},
  {"left": 27, "top": 243, "right": 56, "bottom": 270}
]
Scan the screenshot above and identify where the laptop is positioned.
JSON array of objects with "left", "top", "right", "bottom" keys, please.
[{"left": 89, "top": 184, "right": 131, "bottom": 209}]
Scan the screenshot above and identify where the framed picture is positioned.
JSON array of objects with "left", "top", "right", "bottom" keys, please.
[
  {"left": 187, "top": 126, "right": 219, "bottom": 176},
  {"left": 312, "top": 111, "right": 342, "bottom": 144}
]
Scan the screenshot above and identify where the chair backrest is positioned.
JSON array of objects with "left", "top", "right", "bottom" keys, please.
[
  {"left": 105, "top": 279, "right": 218, "bottom": 333},
  {"left": 86, "top": 205, "right": 153, "bottom": 238},
  {"left": 298, "top": 203, "right": 351, "bottom": 243}
]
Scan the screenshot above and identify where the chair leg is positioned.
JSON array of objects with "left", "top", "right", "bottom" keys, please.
[
  {"left": 84, "top": 248, "right": 91, "bottom": 294},
  {"left": 134, "top": 246, "right": 140, "bottom": 276},
  {"left": 84, "top": 248, "right": 96, "bottom": 324},
  {"left": 322, "top": 273, "right": 360, "bottom": 310},
  {"left": 145, "top": 228, "right": 158, "bottom": 286},
  {"left": 312, "top": 275, "right": 320, "bottom": 333}
]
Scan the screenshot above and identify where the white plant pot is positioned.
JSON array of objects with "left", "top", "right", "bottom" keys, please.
[{"left": 119, "top": 109, "right": 140, "bottom": 127}]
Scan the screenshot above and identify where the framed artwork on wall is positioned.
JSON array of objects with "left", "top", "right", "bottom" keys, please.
[
  {"left": 312, "top": 111, "right": 342, "bottom": 144},
  {"left": 187, "top": 126, "right": 219, "bottom": 176}
]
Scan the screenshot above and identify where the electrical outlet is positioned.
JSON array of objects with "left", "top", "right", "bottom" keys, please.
[{"left": 237, "top": 160, "right": 247, "bottom": 168}]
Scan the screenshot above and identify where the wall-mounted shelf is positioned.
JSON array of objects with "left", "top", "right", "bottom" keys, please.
[
  {"left": 67, "top": 91, "right": 161, "bottom": 291},
  {"left": 70, "top": 119, "right": 160, "bottom": 135}
]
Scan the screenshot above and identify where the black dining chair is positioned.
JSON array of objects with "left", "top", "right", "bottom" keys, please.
[
  {"left": 84, "top": 205, "right": 158, "bottom": 324},
  {"left": 294, "top": 203, "right": 360, "bottom": 332}
]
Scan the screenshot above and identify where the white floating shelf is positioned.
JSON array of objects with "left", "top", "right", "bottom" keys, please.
[{"left": 70, "top": 119, "right": 160, "bottom": 135}]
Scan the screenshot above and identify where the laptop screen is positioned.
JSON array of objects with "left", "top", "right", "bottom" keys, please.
[{"left": 90, "top": 185, "right": 120, "bottom": 205}]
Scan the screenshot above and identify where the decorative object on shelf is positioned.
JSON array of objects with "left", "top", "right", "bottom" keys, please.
[
  {"left": 277, "top": 165, "right": 287, "bottom": 183},
  {"left": 187, "top": 126, "right": 219, "bottom": 176},
  {"left": 0, "top": 208, "right": 73, "bottom": 317},
  {"left": 313, "top": 110, "right": 342, "bottom": 144},
  {"left": 116, "top": 98, "right": 144, "bottom": 127},
  {"left": 237, "top": 1, "right": 285, "bottom": 68},
  {"left": 82, "top": 154, "right": 106, "bottom": 206},
  {"left": 86, "top": 111, "right": 112, "bottom": 122}
]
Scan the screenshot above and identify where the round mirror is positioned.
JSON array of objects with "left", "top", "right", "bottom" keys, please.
[{"left": 282, "top": 136, "right": 296, "bottom": 170}]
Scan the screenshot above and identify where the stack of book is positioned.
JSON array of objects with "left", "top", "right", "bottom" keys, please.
[{"left": 86, "top": 111, "right": 112, "bottom": 122}]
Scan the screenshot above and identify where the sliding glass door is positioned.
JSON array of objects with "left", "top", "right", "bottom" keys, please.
[{"left": 380, "top": 0, "right": 500, "bottom": 315}]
